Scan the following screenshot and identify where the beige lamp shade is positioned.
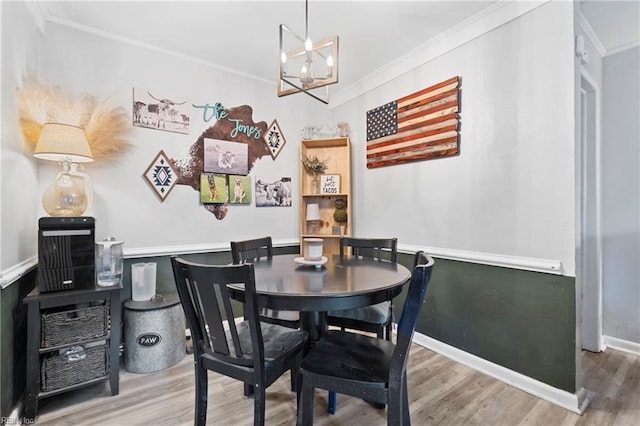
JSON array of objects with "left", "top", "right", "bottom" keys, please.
[
  {"left": 306, "top": 203, "right": 321, "bottom": 221},
  {"left": 34, "top": 123, "right": 93, "bottom": 162}
]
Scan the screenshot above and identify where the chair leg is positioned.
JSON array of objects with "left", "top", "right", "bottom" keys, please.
[
  {"left": 290, "top": 368, "right": 296, "bottom": 392},
  {"left": 402, "top": 371, "right": 410, "bottom": 425},
  {"left": 328, "top": 391, "right": 337, "bottom": 415},
  {"left": 385, "top": 321, "right": 393, "bottom": 341},
  {"left": 244, "top": 383, "right": 255, "bottom": 398},
  {"left": 254, "top": 384, "right": 266, "bottom": 426},
  {"left": 297, "top": 377, "right": 314, "bottom": 426},
  {"left": 194, "top": 362, "right": 208, "bottom": 426}
]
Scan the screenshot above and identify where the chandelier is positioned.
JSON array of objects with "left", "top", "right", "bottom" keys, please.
[{"left": 278, "top": 0, "right": 339, "bottom": 104}]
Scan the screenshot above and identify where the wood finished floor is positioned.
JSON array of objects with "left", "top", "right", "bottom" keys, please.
[{"left": 34, "top": 344, "right": 639, "bottom": 425}]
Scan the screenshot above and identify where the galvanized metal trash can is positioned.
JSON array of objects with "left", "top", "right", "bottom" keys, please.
[{"left": 124, "top": 294, "right": 186, "bottom": 373}]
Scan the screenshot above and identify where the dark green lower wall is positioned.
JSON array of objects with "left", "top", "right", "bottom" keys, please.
[
  {"left": 1, "top": 247, "right": 575, "bottom": 418},
  {"left": 397, "top": 254, "right": 576, "bottom": 393},
  {"left": 0, "top": 269, "right": 36, "bottom": 418}
]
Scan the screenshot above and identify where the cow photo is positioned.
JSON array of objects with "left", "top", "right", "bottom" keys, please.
[
  {"left": 133, "top": 88, "right": 190, "bottom": 134},
  {"left": 255, "top": 177, "right": 292, "bottom": 207},
  {"left": 203, "top": 138, "right": 249, "bottom": 175}
]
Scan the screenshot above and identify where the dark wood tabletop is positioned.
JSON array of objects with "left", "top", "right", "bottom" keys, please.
[{"left": 228, "top": 254, "right": 411, "bottom": 343}]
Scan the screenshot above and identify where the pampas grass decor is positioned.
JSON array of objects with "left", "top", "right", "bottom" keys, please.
[{"left": 17, "top": 76, "right": 132, "bottom": 161}]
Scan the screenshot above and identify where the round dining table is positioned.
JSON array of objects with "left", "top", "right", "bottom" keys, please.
[{"left": 228, "top": 253, "right": 411, "bottom": 344}]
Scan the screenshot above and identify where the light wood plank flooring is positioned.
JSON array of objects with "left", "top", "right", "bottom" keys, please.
[{"left": 34, "top": 344, "right": 639, "bottom": 425}]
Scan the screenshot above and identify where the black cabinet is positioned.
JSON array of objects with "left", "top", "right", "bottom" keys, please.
[{"left": 23, "top": 284, "right": 121, "bottom": 419}]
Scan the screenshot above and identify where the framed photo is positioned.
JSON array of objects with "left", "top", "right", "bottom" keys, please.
[
  {"left": 320, "top": 174, "right": 340, "bottom": 194},
  {"left": 204, "top": 138, "right": 249, "bottom": 175},
  {"left": 229, "top": 175, "right": 252, "bottom": 204},
  {"left": 255, "top": 177, "right": 292, "bottom": 207},
  {"left": 133, "top": 88, "right": 190, "bottom": 134},
  {"left": 200, "top": 173, "right": 228, "bottom": 204}
]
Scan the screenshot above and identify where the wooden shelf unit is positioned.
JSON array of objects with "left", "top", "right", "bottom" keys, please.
[{"left": 300, "top": 137, "right": 352, "bottom": 258}]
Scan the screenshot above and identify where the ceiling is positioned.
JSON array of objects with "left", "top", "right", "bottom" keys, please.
[{"left": 40, "top": 1, "right": 639, "bottom": 99}]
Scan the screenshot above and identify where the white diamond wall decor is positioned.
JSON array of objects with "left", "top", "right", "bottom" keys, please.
[
  {"left": 263, "top": 119, "right": 287, "bottom": 160},
  {"left": 144, "top": 150, "right": 178, "bottom": 201}
]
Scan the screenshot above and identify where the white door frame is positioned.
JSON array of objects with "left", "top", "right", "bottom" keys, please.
[{"left": 579, "top": 69, "right": 604, "bottom": 352}]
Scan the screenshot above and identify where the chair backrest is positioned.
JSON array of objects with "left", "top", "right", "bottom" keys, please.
[
  {"left": 171, "top": 256, "right": 264, "bottom": 369},
  {"left": 339, "top": 237, "right": 398, "bottom": 262},
  {"left": 230, "top": 236, "right": 273, "bottom": 264},
  {"left": 391, "top": 251, "right": 435, "bottom": 371}
]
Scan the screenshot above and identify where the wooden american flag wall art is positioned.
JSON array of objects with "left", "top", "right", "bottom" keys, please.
[{"left": 366, "top": 76, "right": 460, "bottom": 168}]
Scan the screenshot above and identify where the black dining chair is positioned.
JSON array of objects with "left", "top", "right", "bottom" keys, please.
[
  {"left": 171, "top": 256, "right": 308, "bottom": 426},
  {"left": 327, "top": 237, "right": 399, "bottom": 341},
  {"left": 296, "top": 251, "right": 435, "bottom": 426},
  {"left": 230, "top": 236, "right": 301, "bottom": 329}
]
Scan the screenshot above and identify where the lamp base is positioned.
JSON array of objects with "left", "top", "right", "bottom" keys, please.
[{"left": 42, "top": 165, "right": 88, "bottom": 217}]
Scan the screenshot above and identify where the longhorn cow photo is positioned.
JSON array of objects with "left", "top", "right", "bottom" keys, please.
[{"left": 133, "top": 88, "right": 190, "bottom": 134}]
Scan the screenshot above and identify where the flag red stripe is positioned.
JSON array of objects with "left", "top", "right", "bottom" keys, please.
[
  {"left": 396, "top": 76, "right": 460, "bottom": 105},
  {"left": 398, "top": 87, "right": 460, "bottom": 114},
  {"left": 367, "top": 135, "right": 458, "bottom": 159},
  {"left": 366, "top": 125, "right": 458, "bottom": 152}
]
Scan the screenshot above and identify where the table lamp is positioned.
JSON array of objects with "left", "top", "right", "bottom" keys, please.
[
  {"left": 305, "top": 203, "right": 321, "bottom": 234},
  {"left": 33, "top": 123, "right": 94, "bottom": 216}
]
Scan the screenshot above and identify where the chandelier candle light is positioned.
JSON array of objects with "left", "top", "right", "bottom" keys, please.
[{"left": 278, "top": 0, "right": 339, "bottom": 103}]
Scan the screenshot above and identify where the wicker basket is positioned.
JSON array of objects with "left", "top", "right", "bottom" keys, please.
[
  {"left": 41, "top": 344, "right": 109, "bottom": 391},
  {"left": 41, "top": 303, "right": 109, "bottom": 348}
]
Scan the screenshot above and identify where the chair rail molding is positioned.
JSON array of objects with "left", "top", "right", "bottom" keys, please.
[
  {"left": 0, "top": 257, "right": 38, "bottom": 289},
  {"left": 399, "top": 244, "right": 563, "bottom": 275},
  {"left": 123, "top": 238, "right": 300, "bottom": 258}
]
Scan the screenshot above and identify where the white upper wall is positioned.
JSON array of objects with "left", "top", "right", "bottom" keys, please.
[
  {"left": 0, "top": 1, "right": 43, "bottom": 279},
  {"left": 332, "top": 1, "right": 577, "bottom": 275},
  {"left": 38, "top": 22, "right": 329, "bottom": 252},
  {"left": 601, "top": 46, "right": 640, "bottom": 343}
]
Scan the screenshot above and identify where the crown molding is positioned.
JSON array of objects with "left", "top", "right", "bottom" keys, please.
[
  {"left": 44, "top": 14, "right": 273, "bottom": 85},
  {"left": 579, "top": 12, "right": 607, "bottom": 58},
  {"left": 330, "top": 0, "right": 551, "bottom": 108},
  {"left": 24, "top": 0, "right": 46, "bottom": 35}
]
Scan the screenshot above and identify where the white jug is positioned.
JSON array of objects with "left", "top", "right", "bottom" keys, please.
[{"left": 131, "top": 262, "right": 157, "bottom": 301}]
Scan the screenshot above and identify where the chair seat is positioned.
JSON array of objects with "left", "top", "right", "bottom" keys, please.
[
  {"left": 233, "top": 321, "right": 308, "bottom": 361},
  {"left": 301, "top": 330, "right": 394, "bottom": 384},
  {"left": 328, "top": 301, "right": 391, "bottom": 324},
  {"left": 258, "top": 308, "right": 300, "bottom": 323}
]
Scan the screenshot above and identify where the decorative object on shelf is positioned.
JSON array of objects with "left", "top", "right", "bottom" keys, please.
[
  {"left": 170, "top": 103, "right": 270, "bottom": 220},
  {"left": 337, "top": 122, "right": 350, "bottom": 137},
  {"left": 18, "top": 76, "right": 131, "bottom": 162},
  {"left": 229, "top": 175, "right": 252, "bottom": 204},
  {"left": 333, "top": 198, "right": 347, "bottom": 234},
  {"left": 200, "top": 173, "right": 228, "bottom": 204},
  {"left": 144, "top": 150, "right": 178, "bottom": 201},
  {"left": 301, "top": 154, "right": 327, "bottom": 193},
  {"left": 278, "top": 0, "right": 339, "bottom": 104},
  {"left": 264, "top": 119, "right": 287, "bottom": 159},
  {"left": 306, "top": 203, "right": 321, "bottom": 234},
  {"left": 366, "top": 75, "right": 461, "bottom": 168},
  {"left": 320, "top": 174, "right": 340, "bottom": 194},
  {"left": 133, "top": 88, "right": 189, "bottom": 134},
  {"left": 303, "top": 238, "right": 324, "bottom": 261},
  {"left": 255, "top": 177, "right": 292, "bottom": 207},
  {"left": 33, "top": 123, "right": 94, "bottom": 216}
]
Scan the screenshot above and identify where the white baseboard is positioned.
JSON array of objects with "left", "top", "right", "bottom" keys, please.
[
  {"left": 603, "top": 335, "right": 640, "bottom": 356},
  {"left": 412, "top": 332, "right": 588, "bottom": 414}
]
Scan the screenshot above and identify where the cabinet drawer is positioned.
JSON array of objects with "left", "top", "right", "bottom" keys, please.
[
  {"left": 41, "top": 303, "right": 109, "bottom": 348},
  {"left": 41, "top": 343, "right": 109, "bottom": 392}
]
